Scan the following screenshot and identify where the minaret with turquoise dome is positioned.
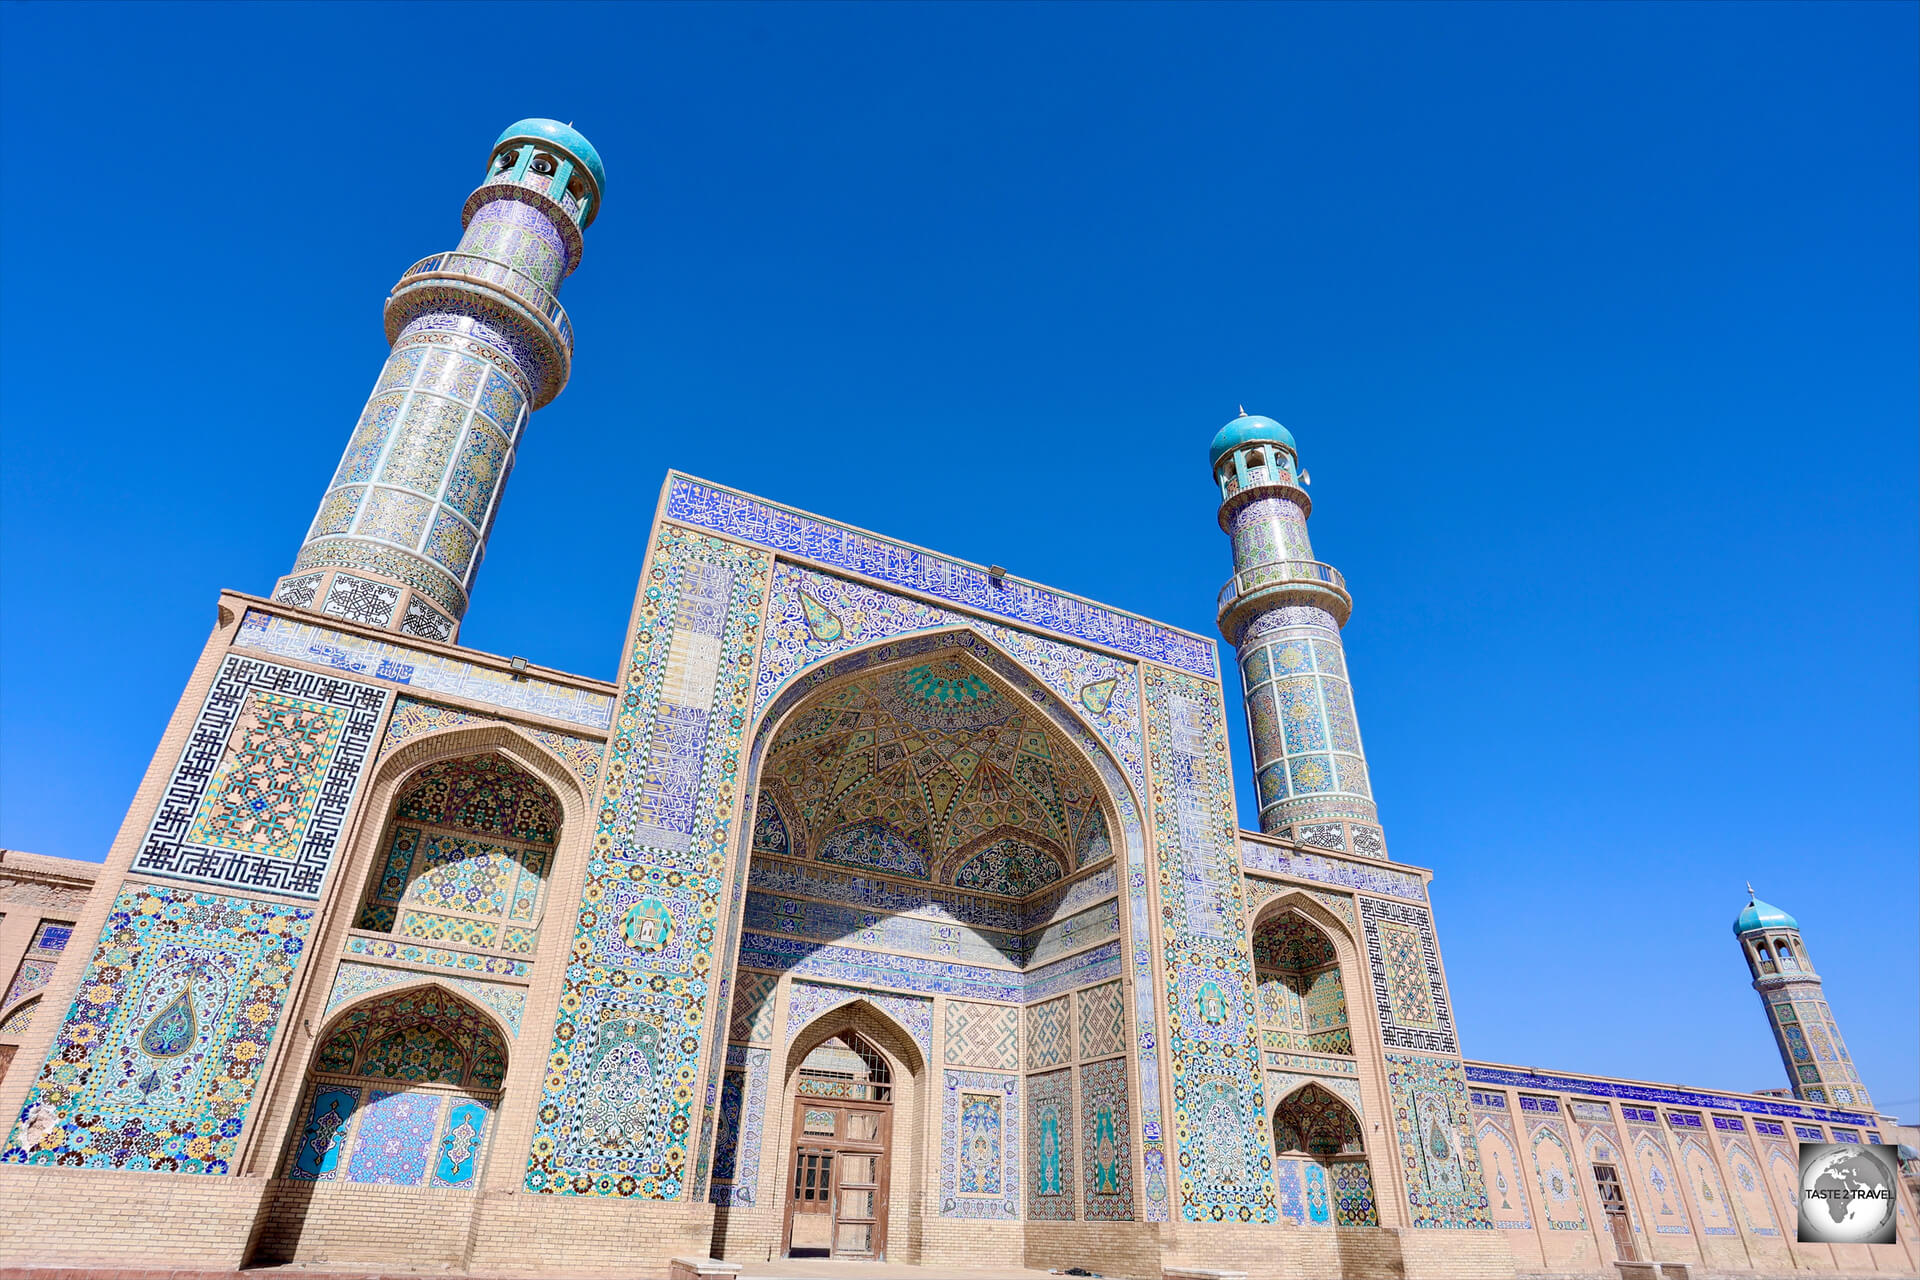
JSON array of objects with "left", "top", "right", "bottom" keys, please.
[
  {"left": 1211, "top": 411, "right": 1384, "bottom": 857},
  {"left": 271, "top": 119, "right": 605, "bottom": 642},
  {"left": 1734, "top": 888, "right": 1871, "bottom": 1109}
]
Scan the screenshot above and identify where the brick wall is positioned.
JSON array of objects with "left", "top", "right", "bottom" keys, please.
[{"left": 0, "top": 1166, "right": 268, "bottom": 1268}]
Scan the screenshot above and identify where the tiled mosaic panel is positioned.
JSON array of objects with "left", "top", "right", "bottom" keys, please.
[
  {"left": 1714, "top": 1133, "right": 1780, "bottom": 1237},
  {"left": 756, "top": 564, "right": 1146, "bottom": 791},
  {"left": 523, "top": 528, "right": 772, "bottom": 1199},
  {"left": 377, "top": 695, "right": 606, "bottom": 789},
  {"left": 131, "top": 657, "right": 387, "bottom": 900},
  {"left": 784, "top": 981, "right": 933, "bottom": 1062},
  {"left": 1359, "top": 897, "right": 1457, "bottom": 1055},
  {"left": 945, "top": 1000, "right": 1020, "bottom": 1069},
  {"left": 1028, "top": 1068, "right": 1075, "bottom": 1220},
  {"left": 1080, "top": 1057, "right": 1135, "bottom": 1220},
  {"left": 1076, "top": 980, "right": 1126, "bottom": 1060},
  {"left": 358, "top": 824, "right": 552, "bottom": 958},
  {"left": 1275, "top": 1157, "right": 1332, "bottom": 1225},
  {"left": 669, "top": 476, "right": 1214, "bottom": 677},
  {"left": 709, "top": 1044, "right": 770, "bottom": 1205},
  {"left": 1026, "top": 996, "right": 1071, "bottom": 1071},
  {"left": 1268, "top": 1071, "right": 1363, "bottom": 1118},
  {"left": 1524, "top": 1113, "right": 1588, "bottom": 1230},
  {"left": 1240, "top": 843, "right": 1426, "bottom": 902},
  {"left": 1143, "top": 665, "right": 1274, "bottom": 1221},
  {"left": 343, "top": 934, "right": 529, "bottom": 979},
  {"left": 1461, "top": 1063, "right": 1873, "bottom": 1128},
  {"left": 323, "top": 961, "right": 526, "bottom": 1035},
  {"left": 1471, "top": 1107, "right": 1534, "bottom": 1230},
  {"left": 729, "top": 971, "right": 779, "bottom": 1045},
  {"left": 2, "top": 885, "right": 313, "bottom": 1173},
  {"left": 234, "top": 611, "right": 614, "bottom": 730},
  {"left": 1626, "top": 1123, "right": 1693, "bottom": 1235},
  {"left": 1384, "top": 1052, "right": 1492, "bottom": 1229},
  {"left": 941, "top": 1070, "right": 1019, "bottom": 1218},
  {"left": 1244, "top": 876, "right": 1358, "bottom": 931},
  {"left": 3, "top": 920, "right": 71, "bottom": 1011},
  {"left": 1676, "top": 1135, "right": 1739, "bottom": 1236},
  {"left": 344, "top": 1088, "right": 444, "bottom": 1184},
  {"left": 1332, "top": 1161, "right": 1380, "bottom": 1227}
]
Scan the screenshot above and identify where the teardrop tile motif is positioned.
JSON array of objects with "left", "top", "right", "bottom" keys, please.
[{"left": 140, "top": 985, "right": 197, "bottom": 1058}]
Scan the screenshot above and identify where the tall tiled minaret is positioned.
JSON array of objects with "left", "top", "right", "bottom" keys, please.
[
  {"left": 1735, "top": 888, "right": 1871, "bottom": 1109},
  {"left": 1211, "top": 412, "right": 1385, "bottom": 857},
  {"left": 272, "top": 119, "right": 604, "bottom": 642}
]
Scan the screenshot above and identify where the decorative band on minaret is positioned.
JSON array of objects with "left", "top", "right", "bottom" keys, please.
[
  {"left": 1211, "top": 412, "right": 1385, "bottom": 858},
  {"left": 271, "top": 119, "right": 605, "bottom": 642},
  {"left": 1734, "top": 890, "right": 1871, "bottom": 1109}
]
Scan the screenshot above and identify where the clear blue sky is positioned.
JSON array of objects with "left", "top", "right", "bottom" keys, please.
[{"left": 3, "top": 3, "right": 1913, "bottom": 1115}]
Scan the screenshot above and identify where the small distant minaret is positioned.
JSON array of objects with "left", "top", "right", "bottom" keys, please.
[
  {"left": 271, "top": 119, "right": 605, "bottom": 642},
  {"left": 1735, "top": 888, "right": 1871, "bottom": 1109},
  {"left": 1210, "top": 412, "right": 1385, "bottom": 858}
]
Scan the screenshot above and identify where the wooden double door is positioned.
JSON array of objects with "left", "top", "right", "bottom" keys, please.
[{"left": 784, "top": 1097, "right": 891, "bottom": 1259}]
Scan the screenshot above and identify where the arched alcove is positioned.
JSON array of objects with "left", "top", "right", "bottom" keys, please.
[
  {"left": 283, "top": 985, "right": 508, "bottom": 1189},
  {"left": 1273, "top": 1082, "right": 1364, "bottom": 1157},
  {"left": 1252, "top": 907, "right": 1351, "bottom": 1058},
  {"left": 353, "top": 752, "right": 561, "bottom": 960},
  {"left": 709, "top": 627, "right": 1152, "bottom": 1262}
]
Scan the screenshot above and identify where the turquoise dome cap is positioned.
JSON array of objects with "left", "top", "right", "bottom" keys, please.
[
  {"left": 495, "top": 119, "right": 606, "bottom": 198},
  {"left": 1210, "top": 412, "right": 1296, "bottom": 468},
  {"left": 1733, "top": 891, "right": 1798, "bottom": 936}
]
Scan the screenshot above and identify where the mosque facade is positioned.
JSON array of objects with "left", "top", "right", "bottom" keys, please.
[{"left": 0, "top": 121, "right": 1911, "bottom": 1280}]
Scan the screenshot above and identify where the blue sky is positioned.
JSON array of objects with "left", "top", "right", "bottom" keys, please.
[{"left": 3, "top": 3, "right": 1913, "bottom": 1114}]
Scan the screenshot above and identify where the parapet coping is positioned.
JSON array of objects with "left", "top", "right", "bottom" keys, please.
[{"left": 1464, "top": 1057, "right": 1879, "bottom": 1127}]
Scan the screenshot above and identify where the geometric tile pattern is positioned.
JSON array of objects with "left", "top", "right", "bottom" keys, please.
[
  {"left": 1028, "top": 1068, "right": 1075, "bottom": 1220},
  {"left": 321, "top": 572, "right": 403, "bottom": 627},
  {"left": 1026, "top": 996, "right": 1071, "bottom": 1071},
  {"left": 3, "top": 920, "right": 72, "bottom": 1012},
  {"left": 784, "top": 981, "right": 932, "bottom": 1064},
  {"left": 1076, "top": 981, "right": 1126, "bottom": 1061},
  {"left": 1080, "top": 1057, "right": 1134, "bottom": 1220},
  {"left": 234, "top": 610, "right": 614, "bottom": 730},
  {"left": 1384, "top": 1051, "right": 1492, "bottom": 1230},
  {"left": 0, "top": 884, "right": 314, "bottom": 1174},
  {"left": 129, "top": 656, "right": 387, "bottom": 900},
  {"left": 1359, "top": 897, "right": 1457, "bottom": 1055},
  {"left": 523, "top": 527, "right": 773, "bottom": 1201},
  {"left": 709, "top": 1044, "right": 771, "bottom": 1206},
  {"left": 940, "top": 1069, "right": 1019, "bottom": 1218},
  {"left": 322, "top": 961, "right": 527, "bottom": 1035},
  {"left": 1143, "top": 665, "right": 1273, "bottom": 1222},
  {"left": 375, "top": 695, "right": 606, "bottom": 789},
  {"left": 945, "top": 1000, "right": 1020, "bottom": 1069},
  {"left": 1239, "top": 843, "right": 1428, "bottom": 902},
  {"left": 728, "top": 971, "right": 778, "bottom": 1045},
  {"left": 1332, "top": 1160, "right": 1379, "bottom": 1227}
]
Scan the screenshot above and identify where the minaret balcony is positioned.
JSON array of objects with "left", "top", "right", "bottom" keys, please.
[
  {"left": 393, "top": 250, "right": 574, "bottom": 354},
  {"left": 1217, "top": 560, "right": 1353, "bottom": 635}
]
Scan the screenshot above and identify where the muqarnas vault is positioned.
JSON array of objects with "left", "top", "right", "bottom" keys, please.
[{"left": 0, "top": 121, "right": 1912, "bottom": 1280}]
